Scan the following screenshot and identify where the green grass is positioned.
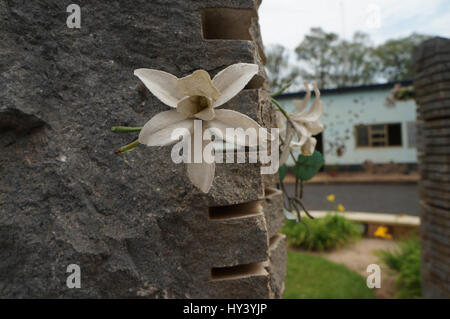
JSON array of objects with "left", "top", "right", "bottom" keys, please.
[{"left": 284, "top": 250, "right": 376, "bottom": 299}]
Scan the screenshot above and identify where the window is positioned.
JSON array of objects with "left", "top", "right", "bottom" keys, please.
[{"left": 355, "top": 123, "right": 402, "bottom": 147}]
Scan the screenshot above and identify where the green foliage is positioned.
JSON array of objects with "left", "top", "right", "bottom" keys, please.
[
  {"left": 278, "top": 164, "right": 288, "bottom": 182},
  {"left": 377, "top": 237, "right": 422, "bottom": 298},
  {"left": 373, "top": 33, "right": 430, "bottom": 82},
  {"left": 266, "top": 29, "right": 430, "bottom": 90},
  {"left": 281, "top": 214, "right": 361, "bottom": 251},
  {"left": 284, "top": 250, "right": 375, "bottom": 299},
  {"left": 265, "top": 44, "right": 300, "bottom": 92},
  {"left": 295, "top": 27, "right": 339, "bottom": 89},
  {"left": 293, "top": 150, "right": 324, "bottom": 181},
  {"left": 329, "top": 32, "right": 377, "bottom": 87}
]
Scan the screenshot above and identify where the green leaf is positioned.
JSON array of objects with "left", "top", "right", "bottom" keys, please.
[
  {"left": 279, "top": 164, "right": 288, "bottom": 182},
  {"left": 293, "top": 150, "right": 324, "bottom": 181}
]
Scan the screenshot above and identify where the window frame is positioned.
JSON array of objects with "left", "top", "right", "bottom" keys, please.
[
  {"left": 354, "top": 123, "right": 403, "bottom": 149},
  {"left": 406, "top": 121, "right": 417, "bottom": 148}
]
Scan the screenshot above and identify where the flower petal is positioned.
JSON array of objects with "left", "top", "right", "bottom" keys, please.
[
  {"left": 195, "top": 106, "right": 215, "bottom": 121},
  {"left": 138, "top": 110, "right": 192, "bottom": 146},
  {"left": 134, "top": 69, "right": 184, "bottom": 108},
  {"left": 279, "top": 124, "right": 295, "bottom": 166},
  {"left": 208, "top": 109, "right": 263, "bottom": 147},
  {"left": 301, "top": 99, "right": 324, "bottom": 122},
  {"left": 292, "top": 122, "right": 310, "bottom": 145},
  {"left": 302, "top": 83, "right": 323, "bottom": 122},
  {"left": 186, "top": 131, "right": 216, "bottom": 193},
  {"left": 177, "top": 70, "right": 220, "bottom": 101},
  {"left": 301, "top": 137, "right": 317, "bottom": 156},
  {"left": 212, "top": 63, "right": 259, "bottom": 107},
  {"left": 291, "top": 83, "right": 323, "bottom": 123},
  {"left": 305, "top": 120, "right": 324, "bottom": 135},
  {"left": 186, "top": 161, "right": 215, "bottom": 193},
  {"left": 292, "top": 82, "right": 311, "bottom": 113}
]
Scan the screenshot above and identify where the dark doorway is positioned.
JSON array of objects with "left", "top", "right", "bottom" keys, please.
[{"left": 316, "top": 133, "right": 325, "bottom": 171}]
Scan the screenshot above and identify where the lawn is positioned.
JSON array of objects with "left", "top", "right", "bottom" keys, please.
[{"left": 284, "top": 250, "right": 376, "bottom": 299}]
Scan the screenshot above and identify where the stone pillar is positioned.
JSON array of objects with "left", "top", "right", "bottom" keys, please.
[
  {"left": 0, "top": 0, "right": 286, "bottom": 298},
  {"left": 413, "top": 37, "right": 450, "bottom": 298}
]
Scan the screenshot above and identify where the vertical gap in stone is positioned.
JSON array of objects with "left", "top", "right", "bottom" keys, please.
[
  {"left": 211, "top": 261, "right": 267, "bottom": 281},
  {"left": 209, "top": 201, "right": 263, "bottom": 220}
]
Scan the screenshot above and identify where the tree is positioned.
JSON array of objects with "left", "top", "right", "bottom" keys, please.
[
  {"left": 271, "top": 28, "right": 429, "bottom": 90},
  {"left": 265, "top": 44, "right": 300, "bottom": 92},
  {"left": 329, "top": 32, "right": 376, "bottom": 87},
  {"left": 295, "top": 27, "right": 339, "bottom": 89},
  {"left": 373, "top": 33, "right": 431, "bottom": 82},
  {"left": 295, "top": 28, "right": 376, "bottom": 88}
]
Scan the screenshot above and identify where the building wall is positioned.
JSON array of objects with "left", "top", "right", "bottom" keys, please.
[{"left": 278, "top": 88, "right": 418, "bottom": 166}]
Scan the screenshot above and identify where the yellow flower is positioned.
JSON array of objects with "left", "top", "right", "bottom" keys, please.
[
  {"left": 374, "top": 226, "right": 392, "bottom": 239},
  {"left": 337, "top": 204, "right": 345, "bottom": 212},
  {"left": 327, "top": 194, "right": 335, "bottom": 202}
]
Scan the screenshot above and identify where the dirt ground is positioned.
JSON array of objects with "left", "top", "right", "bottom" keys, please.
[{"left": 307, "top": 238, "right": 399, "bottom": 298}]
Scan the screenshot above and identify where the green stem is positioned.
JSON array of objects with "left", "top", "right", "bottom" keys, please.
[
  {"left": 293, "top": 197, "right": 314, "bottom": 219},
  {"left": 271, "top": 97, "right": 290, "bottom": 118},
  {"left": 300, "top": 180, "right": 304, "bottom": 199},
  {"left": 111, "top": 126, "right": 143, "bottom": 133},
  {"left": 271, "top": 81, "right": 293, "bottom": 98},
  {"left": 115, "top": 140, "right": 140, "bottom": 154}
]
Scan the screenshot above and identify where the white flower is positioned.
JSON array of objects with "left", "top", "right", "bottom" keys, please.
[
  {"left": 134, "top": 63, "right": 263, "bottom": 193},
  {"left": 279, "top": 82, "right": 324, "bottom": 165}
]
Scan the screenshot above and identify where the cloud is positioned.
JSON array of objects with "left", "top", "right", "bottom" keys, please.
[{"left": 259, "top": 0, "right": 450, "bottom": 49}]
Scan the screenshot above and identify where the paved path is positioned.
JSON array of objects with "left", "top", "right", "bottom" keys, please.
[{"left": 285, "top": 183, "right": 419, "bottom": 216}]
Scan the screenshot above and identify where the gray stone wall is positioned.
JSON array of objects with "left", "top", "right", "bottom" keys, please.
[
  {"left": 413, "top": 37, "right": 450, "bottom": 298},
  {"left": 0, "top": 0, "right": 286, "bottom": 298}
]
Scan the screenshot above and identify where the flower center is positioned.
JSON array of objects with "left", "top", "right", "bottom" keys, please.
[
  {"left": 193, "top": 95, "right": 209, "bottom": 113},
  {"left": 177, "top": 95, "right": 213, "bottom": 119}
]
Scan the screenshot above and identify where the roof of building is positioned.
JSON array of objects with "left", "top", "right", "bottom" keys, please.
[{"left": 277, "top": 80, "right": 413, "bottom": 99}]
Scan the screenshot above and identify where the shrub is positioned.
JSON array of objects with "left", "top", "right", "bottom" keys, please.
[
  {"left": 281, "top": 214, "right": 362, "bottom": 251},
  {"left": 377, "top": 237, "right": 422, "bottom": 298}
]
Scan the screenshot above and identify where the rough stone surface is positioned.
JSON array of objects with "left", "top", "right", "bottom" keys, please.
[
  {"left": 0, "top": 0, "right": 286, "bottom": 298},
  {"left": 413, "top": 37, "right": 450, "bottom": 299},
  {"left": 267, "top": 234, "right": 287, "bottom": 298}
]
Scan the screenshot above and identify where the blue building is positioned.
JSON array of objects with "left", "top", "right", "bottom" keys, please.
[{"left": 277, "top": 81, "right": 418, "bottom": 170}]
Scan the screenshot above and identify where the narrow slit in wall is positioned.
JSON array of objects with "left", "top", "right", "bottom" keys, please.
[
  {"left": 209, "top": 201, "right": 262, "bottom": 220},
  {"left": 269, "top": 233, "right": 283, "bottom": 248},
  {"left": 201, "top": 8, "right": 254, "bottom": 40},
  {"left": 211, "top": 261, "right": 267, "bottom": 281},
  {"left": 264, "top": 187, "right": 282, "bottom": 198}
]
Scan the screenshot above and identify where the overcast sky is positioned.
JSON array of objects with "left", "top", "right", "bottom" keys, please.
[{"left": 259, "top": 0, "right": 450, "bottom": 50}]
